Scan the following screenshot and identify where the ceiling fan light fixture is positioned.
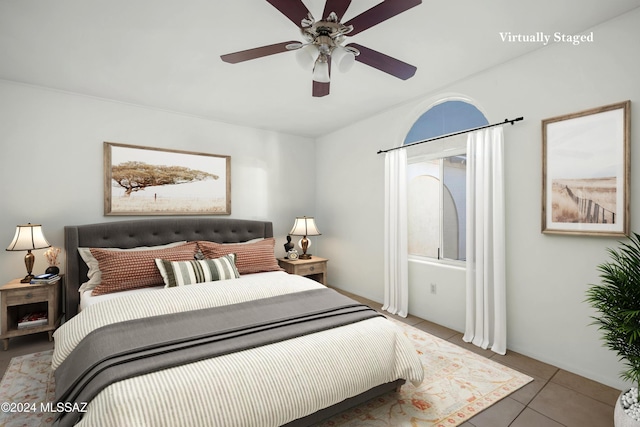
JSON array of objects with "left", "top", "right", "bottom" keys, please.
[
  {"left": 312, "top": 57, "right": 330, "bottom": 83},
  {"left": 331, "top": 46, "right": 356, "bottom": 72},
  {"left": 295, "top": 44, "right": 320, "bottom": 69}
]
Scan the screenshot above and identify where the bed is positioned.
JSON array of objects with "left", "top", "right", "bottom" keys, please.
[{"left": 56, "top": 218, "right": 423, "bottom": 426}]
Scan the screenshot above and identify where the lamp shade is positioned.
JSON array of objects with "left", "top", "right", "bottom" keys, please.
[
  {"left": 289, "top": 217, "right": 321, "bottom": 236},
  {"left": 6, "top": 224, "right": 51, "bottom": 251},
  {"left": 312, "top": 59, "right": 330, "bottom": 83},
  {"left": 332, "top": 46, "right": 356, "bottom": 72},
  {"left": 295, "top": 44, "right": 320, "bottom": 69}
]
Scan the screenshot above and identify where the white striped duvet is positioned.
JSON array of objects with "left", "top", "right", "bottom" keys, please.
[{"left": 53, "top": 272, "right": 424, "bottom": 427}]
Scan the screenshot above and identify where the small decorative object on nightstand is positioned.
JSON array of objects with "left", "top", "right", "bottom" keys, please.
[
  {"left": 5, "top": 223, "right": 52, "bottom": 283},
  {"left": 284, "top": 235, "right": 294, "bottom": 257},
  {"left": 278, "top": 256, "right": 328, "bottom": 285},
  {"left": 0, "top": 276, "right": 62, "bottom": 350},
  {"left": 44, "top": 246, "right": 61, "bottom": 275},
  {"left": 289, "top": 216, "right": 321, "bottom": 259}
]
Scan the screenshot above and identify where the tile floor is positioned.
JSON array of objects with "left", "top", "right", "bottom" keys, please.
[{"left": 0, "top": 292, "right": 622, "bottom": 427}]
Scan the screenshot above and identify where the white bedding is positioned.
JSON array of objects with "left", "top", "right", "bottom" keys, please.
[
  {"left": 79, "top": 284, "right": 161, "bottom": 310},
  {"left": 54, "top": 272, "right": 424, "bottom": 427}
]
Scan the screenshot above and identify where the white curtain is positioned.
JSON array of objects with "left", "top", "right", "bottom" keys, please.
[
  {"left": 463, "top": 127, "right": 507, "bottom": 355},
  {"left": 383, "top": 149, "right": 408, "bottom": 318}
]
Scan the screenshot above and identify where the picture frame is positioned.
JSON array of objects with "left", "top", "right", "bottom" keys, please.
[
  {"left": 104, "top": 142, "right": 231, "bottom": 216},
  {"left": 542, "top": 101, "right": 630, "bottom": 236}
]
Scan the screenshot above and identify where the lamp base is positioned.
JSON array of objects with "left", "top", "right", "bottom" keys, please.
[
  {"left": 20, "top": 274, "right": 34, "bottom": 284},
  {"left": 21, "top": 250, "right": 36, "bottom": 283},
  {"left": 299, "top": 254, "right": 312, "bottom": 260}
]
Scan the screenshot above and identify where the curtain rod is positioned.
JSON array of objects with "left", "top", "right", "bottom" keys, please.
[{"left": 376, "top": 116, "right": 524, "bottom": 154}]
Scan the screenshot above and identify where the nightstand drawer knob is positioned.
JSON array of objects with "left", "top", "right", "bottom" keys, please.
[
  {"left": 309, "top": 266, "right": 315, "bottom": 271},
  {"left": 25, "top": 293, "right": 33, "bottom": 299}
]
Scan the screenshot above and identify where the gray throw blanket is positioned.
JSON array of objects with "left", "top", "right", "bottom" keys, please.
[{"left": 54, "top": 288, "right": 382, "bottom": 427}]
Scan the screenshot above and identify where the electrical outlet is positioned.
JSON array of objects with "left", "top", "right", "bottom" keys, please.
[{"left": 430, "top": 283, "right": 437, "bottom": 294}]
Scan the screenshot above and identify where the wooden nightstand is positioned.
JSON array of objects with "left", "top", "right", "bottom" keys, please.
[
  {"left": 0, "top": 277, "right": 62, "bottom": 350},
  {"left": 278, "top": 256, "right": 328, "bottom": 285}
]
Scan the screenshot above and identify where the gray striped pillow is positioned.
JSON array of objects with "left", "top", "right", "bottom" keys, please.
[{"left": 155, "top": 254, "right": 240, "bottom": 288}]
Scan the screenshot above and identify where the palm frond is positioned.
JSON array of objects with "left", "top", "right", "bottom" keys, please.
[{"left": 586, "top": 233, "right": 640, "bottom": 388}]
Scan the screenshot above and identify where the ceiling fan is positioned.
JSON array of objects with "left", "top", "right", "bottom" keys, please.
[{"left": 220, "top": 0, "right": 422, "bottom": 97}]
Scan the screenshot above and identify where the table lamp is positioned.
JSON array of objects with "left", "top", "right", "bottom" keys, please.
[
  {"left": 289, "top": 216, "right": 321, "bottom": 259},
  {"left": 6, "top": 223, "right": 51, "bottom": 283}
]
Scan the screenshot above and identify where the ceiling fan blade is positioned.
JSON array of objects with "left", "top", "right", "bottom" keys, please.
[
  {"left": 347, "top": 43, "right": 417, "bottom": 80},
  {"left": 313, "top": 57, "right": 331, "bottom": 97},
  {"left": 220, "top": 41, "right": 298, "bottom": 64},
  {"left": 266, "top": 0, "right": 311, "bottom": 28},
  {"left": 322, "top": 0, "right": 352, "bottom": 20},
  {"left": 313, "top": 81, "right": 330, "bottom": 97},
  {"left": 344, "top": 0, "right": 422, "bottom": 35}
]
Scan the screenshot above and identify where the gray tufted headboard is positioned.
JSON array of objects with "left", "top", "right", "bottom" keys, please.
[{"left": 64, "top": 218, "right": 274, "bottom": 320}]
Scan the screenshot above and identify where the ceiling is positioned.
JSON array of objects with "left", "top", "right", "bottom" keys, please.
[{"left": 1, "top": 0, "right": 639, "bottom": 138}]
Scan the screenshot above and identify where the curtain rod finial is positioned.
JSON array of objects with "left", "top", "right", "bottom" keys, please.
[{"left": 506, "top": 116, "right": 524, "bottom": 125}]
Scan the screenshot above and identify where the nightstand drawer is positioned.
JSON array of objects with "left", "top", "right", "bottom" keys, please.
[
  {"left": 278, "top": 257, "right": 328, "bottom": 285},
  {"left": 296, "top": 263, "right": 326, "bottom": 276},
  {"left": 5, "top": 287, "right": 49, "bottom": 306}
]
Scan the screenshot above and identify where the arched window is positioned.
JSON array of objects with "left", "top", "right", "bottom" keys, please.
[{"left": 405, "top": 100, "right": 488, "bottom": 262}]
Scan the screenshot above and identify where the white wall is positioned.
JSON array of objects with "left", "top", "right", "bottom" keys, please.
[
  {"left": 315, "top": 8, "right": 640, "bottom": 390},
  {"left": 0, "top": 81, "right": 316, "bottom": 283}
]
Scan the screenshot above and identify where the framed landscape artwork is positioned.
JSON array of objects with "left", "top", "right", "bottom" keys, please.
[
  {"left": 104, "top": 142, "right": 231, "bottom": 215},
  {"left": 542, "top": 101, "right": 630, "bottom": 236}
]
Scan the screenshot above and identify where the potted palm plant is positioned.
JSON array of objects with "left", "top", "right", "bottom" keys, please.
[{"left": 586, "top": 232, "right": 640, "bottom": 427}]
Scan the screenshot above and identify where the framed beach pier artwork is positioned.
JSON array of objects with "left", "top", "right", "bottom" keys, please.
[
  {"left": 104, "top": 142, "right": 231, "bottom": 215},
  {"left": 542, "top": 101, "right": 630, "bottom": 236}
]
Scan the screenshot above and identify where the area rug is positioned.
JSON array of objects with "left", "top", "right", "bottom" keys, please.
[
  {"left": 319, "top": 318, "right": 532, "bottom": 426},
  {"left": 0, "top": 350, "right": 55, "bottom": 427},
  {"left": 0, "top": 320, "right": 532, "bottom": 427}
]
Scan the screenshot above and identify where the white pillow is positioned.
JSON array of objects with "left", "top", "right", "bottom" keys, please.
[{"left": 77, "top": 241, "right": 187, "bottom": 292}]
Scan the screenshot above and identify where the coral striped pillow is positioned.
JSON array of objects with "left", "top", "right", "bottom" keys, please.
[
  {"left": 155, "top": 254, "right": 240, "bottom": 288},
  {"left": 90, "top": 242, "right": 198, "bottom": 295},
  {"left": 78, "top": 241, "right": 188, "bottom": 292},
  {"left": 197, "top": 238, "right": 283, "bottom": 275}
]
